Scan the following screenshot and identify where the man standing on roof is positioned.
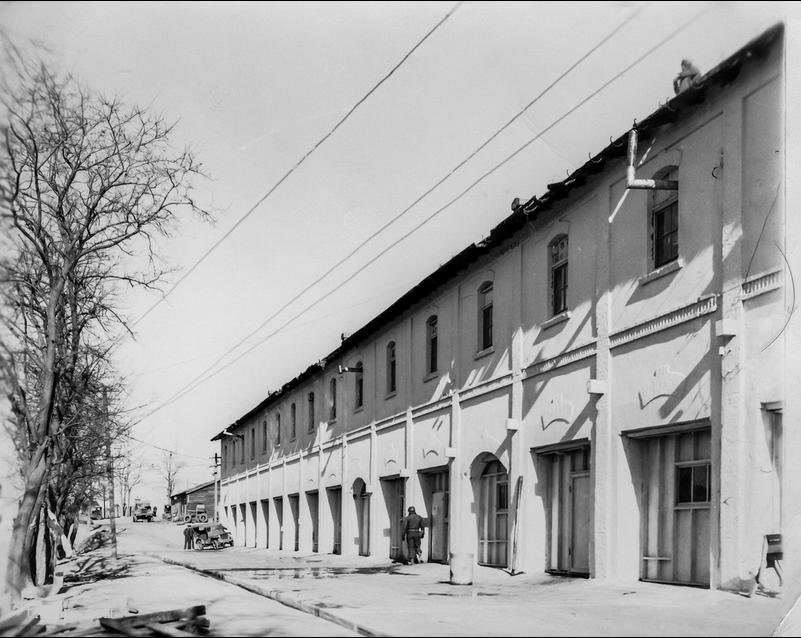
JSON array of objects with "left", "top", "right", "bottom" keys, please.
[
  {"left": 673, "top": 58, "right": 701, "bottom": 94},
  {"left": 401, "top": 506, "right": 425, "bottom": 564}
]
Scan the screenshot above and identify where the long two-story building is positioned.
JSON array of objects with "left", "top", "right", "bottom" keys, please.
[{"left": 213, "top": 23, "right": 801, "bottom": 591}]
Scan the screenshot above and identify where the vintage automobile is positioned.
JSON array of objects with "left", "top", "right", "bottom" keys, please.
[
  {"left": 132, "top": 500, "right": 153, "bottom": 522},
  {"left": 182, "top": 503, "right": 209, "bottom": 524},
  {"left": 189, "top": 522, "right": 233, "bottom": 551}
]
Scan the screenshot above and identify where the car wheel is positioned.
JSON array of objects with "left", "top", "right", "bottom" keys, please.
[
  {"left": 194, "top": 538, "right": 204, "bottom": 551},
  {"left": 197, "top": 513, "right": 208, "bottom": 523}
]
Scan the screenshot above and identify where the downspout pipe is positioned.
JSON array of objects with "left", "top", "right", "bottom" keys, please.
[{"left": 626, "top": 129, "right": 678, "bottom": 191}]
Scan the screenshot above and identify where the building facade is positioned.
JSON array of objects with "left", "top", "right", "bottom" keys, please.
[
  {"left": 171, "top": 480, "right": 218, "bottom": 522},
  {"left": 214, "top": 24, "right": 801, "bottom": 591}
]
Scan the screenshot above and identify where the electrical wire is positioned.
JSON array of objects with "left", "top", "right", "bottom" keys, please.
[
  {"left": 130, "top": 1, "right": 463, "bottom": 329},
  {"left": 142, "top": 2, "right": 655, "bottom": 412},
  {"left": 145, "top": 3, "right": 713, "bottom": 417}
]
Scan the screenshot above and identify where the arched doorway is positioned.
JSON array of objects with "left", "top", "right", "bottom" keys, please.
[
  {"left": 353, "top": 478, "right": 370, "bottom": 556},
  {"left": 475, "top": 455, "right": 509, "bottom": 567}
]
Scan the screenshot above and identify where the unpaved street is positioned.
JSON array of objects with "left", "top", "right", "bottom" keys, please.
[
  {"left": 53, "top": 519, "right": 356, "bottom": 636},
  {"left": 122, "top": 518, "right": 793, "bottom": 637}
]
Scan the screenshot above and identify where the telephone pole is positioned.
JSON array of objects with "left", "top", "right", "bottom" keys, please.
[
  {"left": 104, "top": 388, "right": 118, "bottom": 559},
  {"left": 212, "top": 453, "right": 220, "bottom": 522}
]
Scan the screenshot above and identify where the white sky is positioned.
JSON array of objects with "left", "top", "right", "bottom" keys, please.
[{"left": 1, "top": 1, "right": 797, "bottom": 505}]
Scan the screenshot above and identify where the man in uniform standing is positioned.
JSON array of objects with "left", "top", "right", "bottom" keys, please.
[
  {"left": 401, "top": 506, "right": 425, "bottom": 564},
  {"left": 183, "top": 524, "right": 194, "bottom": 550}
]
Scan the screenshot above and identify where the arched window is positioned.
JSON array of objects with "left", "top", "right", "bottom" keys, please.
[
  {"left": 329, "top": 377, "right": 337, "bottom": 421},
  {"left": 262, "top": 419, "right": 267, "bottom": 452},
  {"left": 290, "top": 402, "right": 297, "bottom": 440},
  {"left": 550, "top": 235, "right": 568, "bottom": 316},
  {"left": 276, "top": 412, "right": 282, "bottom": 446},
  {"left": 386, "top": 342, "right": 396, "bottom": 395},
  {"left": 649, "top": 166, "right": 679, "bottom": 268},
  {"left": 240, "top": 434, "right": 245, "bottom": 464},
  {"left": 478, "top": 282, "right": 493, "bottom": 351},
  {"left": 355, "top": 362, "right": 364, "bottom": 409},
  {"left": 308, "top": 392, "right": 315, "bottom": 433},
  {"left": 426, "top": 315, "right": 438, "bottom": 374}
]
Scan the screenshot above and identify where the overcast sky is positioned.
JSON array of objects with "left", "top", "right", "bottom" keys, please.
[{"left": 1, "top": 1, "right": 796, "bottom": 504}]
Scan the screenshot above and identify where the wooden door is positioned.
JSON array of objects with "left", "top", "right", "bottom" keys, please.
[
  {"left": 641, "top": 429, "right": 711, "bottom": 587},
  {"left": 307, "top": 492, "right": 319, "bottom": 552},
  {"left": 288, "top": 494, "right": 300, "bottom": 551},
  {"left": 478, "top": 460, "right": 508, "bottom": 567},
  {"left": 384, "top": 478, "right": 405, "bottom": 560},
  {"left": 570, "top": 474, "right": 591, "bottom": 573},
  {"left": 431, "top": 491, "right": 448, "bottom": 562},
  {"left": 328, "top": 488, "right": 342, "bottom": 554},
  {"left": 274, "top": 497, "right": 284, "bottom": 551}
]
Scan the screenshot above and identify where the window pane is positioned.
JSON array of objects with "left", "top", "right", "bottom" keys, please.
[
  {"left": 692, "top": 464, "right": 710, "bottom": 503},
  {"left": 482, "top": 304, "right": 493, "bottom": 349},
  {"left": 677, "top": 466, "right": 693, "bottom": 503},
  {"left": 430, "top": 335, "right": 438, "bottom": 373},
  {"left": 497, "top": 482, "right": 508, "bottom": 510}
]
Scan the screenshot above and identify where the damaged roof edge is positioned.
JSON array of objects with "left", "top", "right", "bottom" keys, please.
[{"left": 211, "top": 22, "right": 783, "bottom": 442}]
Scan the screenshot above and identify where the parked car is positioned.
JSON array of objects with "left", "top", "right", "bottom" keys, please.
[
  {"left": 189, "top": 523, "right": 233, "bottom": 550},
  {"left": 132, "top": 500, "right": 153, "bottom": 522},
  {"left": 182, "top": 503, "right": 209, "bottom": 524}
]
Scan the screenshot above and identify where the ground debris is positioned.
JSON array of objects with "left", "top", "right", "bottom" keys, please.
[{"left": 1, "top": 605, "right": 211, "bottom": 637}]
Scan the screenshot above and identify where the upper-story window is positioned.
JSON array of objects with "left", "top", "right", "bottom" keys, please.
[
  {"left": 329, "top": 377, "right": 337, "bottom": 421},
  {"left": 478, "top": 282, "right": 493, "bottom": 351},
  {"left": 650, "top": 166, "right": 679, "bottom": 268},
  {"left": 276, "top": 412, "right": 282, "bottom": 446},
  {"left": 251, "top": 427, "right": 255, "bottom": 459},
  {"left": 386, "top": 342, "right": 396, "bottom": 395},
  {"left": 550, "top": 235, "right": 568, "bottom": 316},
  {"left": 426, "top": 315, "right": 438, "bottom": 374},
  {"left": 308, "top": 392, "right": 315, "bottom": 433},
  {"left": 262, "top": 419, "right": 267, "bottom": 452},
  {"left": 240, "top": 435, "right": 245, "bottom": 464},
  {"left": 222, "top": 441, "right": 227, "bottom": 470},
  {"left": 290, "top": 402, "right": 297, "bottom": 440},
  {"left": 355, "top": 362, "right": 364, "bottom": 409}
]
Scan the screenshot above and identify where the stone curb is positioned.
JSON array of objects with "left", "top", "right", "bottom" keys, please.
[{"left": 152, "top": 554, "right": 389, "bottom": 637}]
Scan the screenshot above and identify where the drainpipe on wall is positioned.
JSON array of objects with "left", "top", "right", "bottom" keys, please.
[{"left": 626, "top": 129, "right": 679, "bottom": 191}]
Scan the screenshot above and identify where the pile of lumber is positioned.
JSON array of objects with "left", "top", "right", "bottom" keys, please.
[{"left": 0, "top": 605, "right": 210, "bottom": 636}]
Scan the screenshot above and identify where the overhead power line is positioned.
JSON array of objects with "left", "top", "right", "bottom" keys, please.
[
  {"left": 130, "top": 1, "right": 463, "bottom": 329},
  {"left": 143, "top": 2, "right": 650, "bottom": 411},
  {"left": 145, "top": 3, "right": 711, "bottom": 417}
]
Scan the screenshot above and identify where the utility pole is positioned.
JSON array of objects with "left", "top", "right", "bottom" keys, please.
[
  {"left": 104, "top": 388, "right": 118, "bottom": 559},
  {"left": 212, "top": 453, "right": 220, "bottom": 522}
]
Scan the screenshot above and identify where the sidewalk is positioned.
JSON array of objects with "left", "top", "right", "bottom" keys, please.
[{"left": 154, "top": 546, "right": 790, "bottom": 636}]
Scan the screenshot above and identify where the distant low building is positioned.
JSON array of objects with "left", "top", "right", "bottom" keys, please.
[{"left": 171, "top": 480, "right": 217, "bottom": 521}]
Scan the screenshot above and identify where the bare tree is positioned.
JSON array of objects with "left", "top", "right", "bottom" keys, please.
[
  {"left": 118, "top": 453, "right": 143, "bottom": 516},
  {"left": 0, "top": 62, "right": 207, "bottom": 604},
  {"left": 161, "top": 452, "right": 184, "bottom": 505}
]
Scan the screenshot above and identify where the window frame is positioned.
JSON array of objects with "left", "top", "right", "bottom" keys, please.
[
  {"left": 329, "top": 377, "right": 337, "bottom": 421},
  {"left": 549, "top": 235, "right": 568, "bottom": 317},
  {"left": 290, "top": 402, "right": 297, "bottom": 440},
  {"left": 478, "top": 281, "right": 494, "bottom": 352},
  {"left": 649, "top": 166, "right": 680, "bottom": 269},
  {"left": 426, "top": 315, "right": 438, "bottom": 375},
  {"left": 354, "top": 362, "right": 364, "bottom": 410},
  {"left": 308, "top": 392, "right": 315, "bottom": 433},
  {"left": 675, "top": 461, "right": 710, "bottom": 506},
  {"left": 275, "top": 412, "right": 282, "bottom": 446},
  {"left": 386, "top": 342, "right": 397, "bottom": 395}
]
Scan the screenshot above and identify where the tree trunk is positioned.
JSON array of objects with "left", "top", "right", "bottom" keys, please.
[{"left": 5, "top": 445, "right": 49, "bottom": 605}]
